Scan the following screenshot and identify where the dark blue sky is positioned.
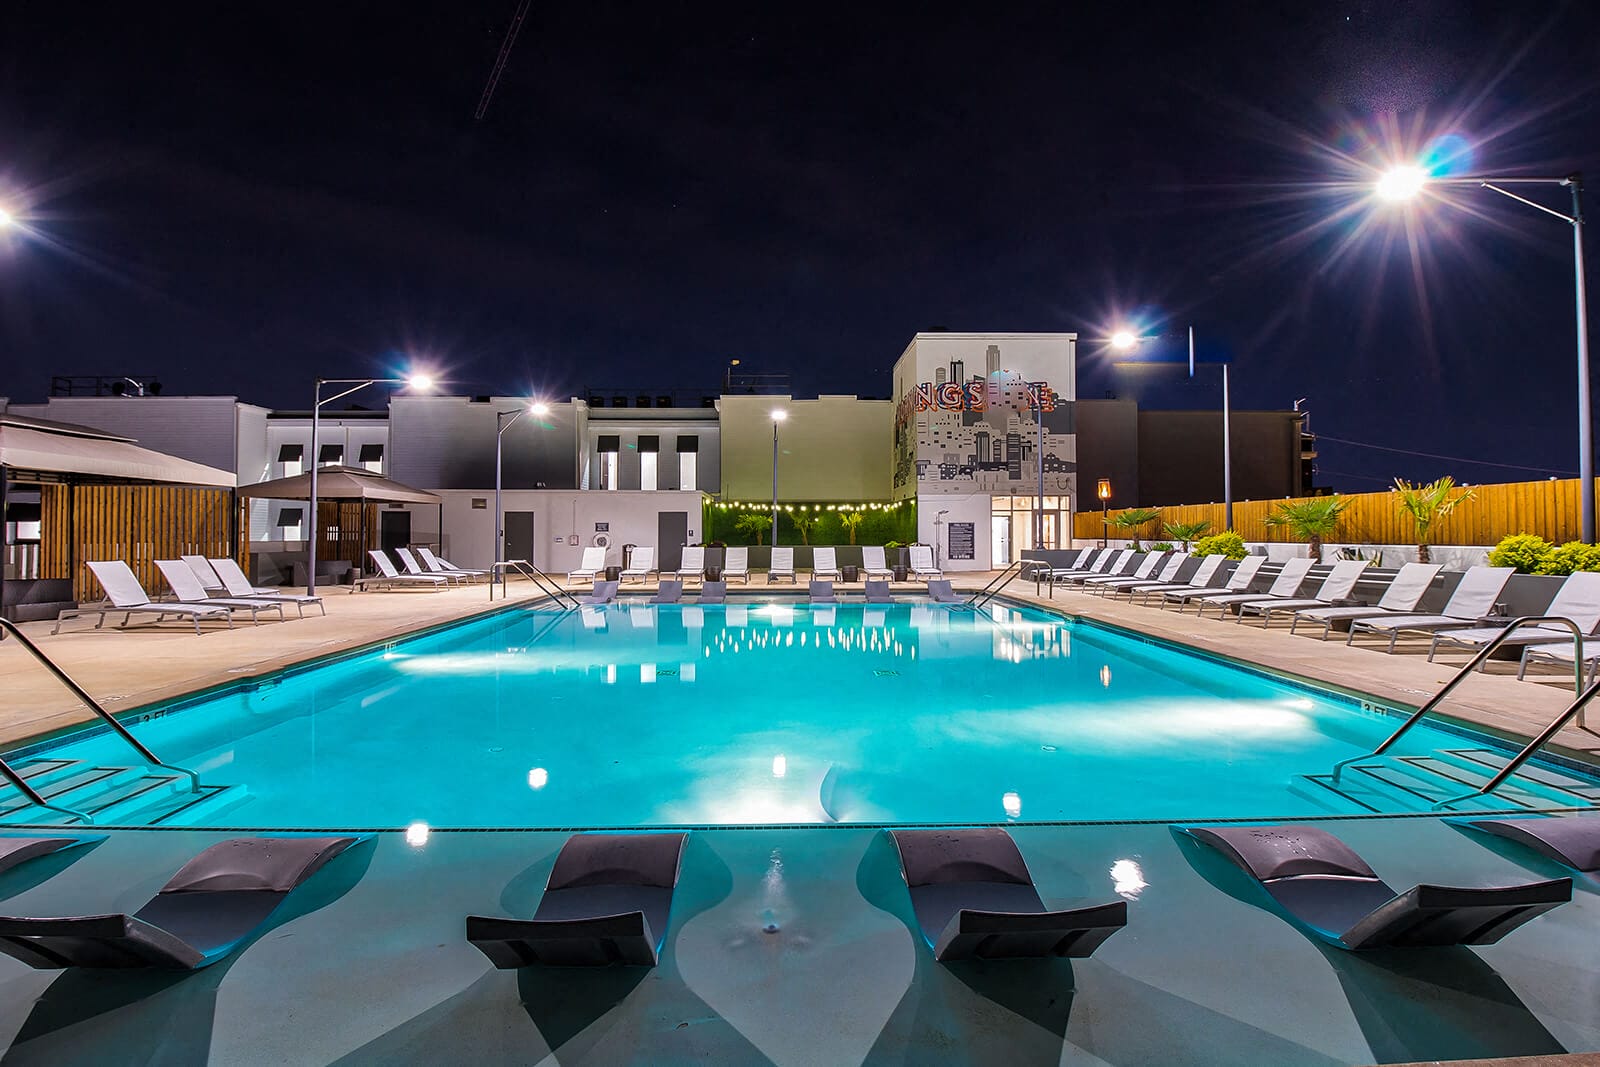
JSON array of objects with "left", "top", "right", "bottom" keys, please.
[{"left": 1, "top": 1, "right": 1596, "bottom": 492}]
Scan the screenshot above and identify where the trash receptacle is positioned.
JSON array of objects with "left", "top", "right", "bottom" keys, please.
[{"left": 622, "top": 543, "right": 636, "bottom": 570}]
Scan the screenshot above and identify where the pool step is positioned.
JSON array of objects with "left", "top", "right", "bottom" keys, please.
[
  {"left": 1294, "top": 759, "right": 1562, "bottom": 816},
  {"left": 0, "top": 757, "right": 246, "bottom": 826},
  {"left": 1435, "top": 748, "right": 1600, "bottom": 804}
]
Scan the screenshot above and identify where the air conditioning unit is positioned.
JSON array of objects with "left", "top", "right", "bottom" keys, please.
[{"left": 593, "top": 532, "right": 611, "bottom": 548}]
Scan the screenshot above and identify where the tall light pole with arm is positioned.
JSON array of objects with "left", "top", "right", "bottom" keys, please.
[
  {"left": 494, "top": 400, "right": 549, "bottom": 586},
  {"left": 770, "top": 408, "right": 786, "bottom": 548}
]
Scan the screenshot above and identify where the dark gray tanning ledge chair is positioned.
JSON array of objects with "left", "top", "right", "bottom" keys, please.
[
  {"left": 0, "top": 835, "right": 103, "bottom": 877},
  {"left": 0, "top": 835, "right": 366, "bottom": 969},
  {"left": 1465, "top": 814, "right": 1600, "bottom": 874},
  {"left": 1180, "top": 823, "right": 1569, "bottom": 950},
  {"left": 468, "top": 831, "right": 689, "bottom": 968},
  {"left": 888, "top": 828, "right": 1127, "bottom": 962}
]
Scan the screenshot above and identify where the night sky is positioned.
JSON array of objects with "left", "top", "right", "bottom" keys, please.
[{"left": 2, "top": 2, "right": 1597, "bottom": 492}]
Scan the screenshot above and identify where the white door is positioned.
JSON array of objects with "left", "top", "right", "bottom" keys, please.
[{"left": 991, "top": 515, "right": 1011, "bottom": 567}]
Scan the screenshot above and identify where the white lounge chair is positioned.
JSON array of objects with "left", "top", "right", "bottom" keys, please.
[
  {"left": 1080, "top": 551, "right": 1168, "bottom": 593},
  {"left": 621, "top": 547, "right": 657, "bottom": 583},
  {"left": 1161, "top": 554, "right": 1268, "bottom": 611},
  {"left": 675, "top": 546, "right": 706, "bottom": 583},
  {"left": 1288, "top": 562, "right": 1444, "bottom": 639},
  {"left": 568, "top": 546, "right": 607, "bottom": 583},
  {"left": 209, "top": 557, "right": 325, "bottom": 617},
  {"left": 155, "top": 559, "right": 287, "bottom": 625},
  {"left": 1347, "top": 565, "right": 1516, "bottom": 651},
  {"left": 53, "top": 561, "right": 235, "bottom": 635},
  {"left": 1430, "top": 571, "right": 1600, "bottom": 665},
  {"left": 180, "top": 555, "right": 228, "bottom": 595},
  {"left": 1195, "top": 557, "right": 1315, "bottom": 619},
  {"left": 722, "top": 547, "right": 750, "bottom": 583},
  {"left": 1520, "top": 641, "right": 1600, "bottom": 685},
  {"left": 1047, "top": 548, "right": 1102, "bottom": 581},
  {"left": 812, "top": 547, "right": 842, "bottom": 581},
  {"left": 1061, "top": 550, "right": 1136, "bottom": 587},
  {"left": 909, "top": 544, "right": 942, "bottom": 580},
  {"left": 397, "top": 547, "right": 468, "bottom": 585},
  {"left": 861, "top": 546, "right": 894, "bottom": 581},
  {"left": 1131, "top": 555, "right": 1227, "bottom": 605},
  {"left": 768, "top": 547, "right": 797, "bottom": 583},
  {"left": 418, "top": 547, "right": 489, "bottom": 583},
  {"left": 1093, "top": 552, "right": 1188, "bottom": 598},
  {"left": 1235, "top": 560, "right": 1369, "bottom": 627},
  {"left": 360, "top": 550, "right": 448, "bottom": 591}
]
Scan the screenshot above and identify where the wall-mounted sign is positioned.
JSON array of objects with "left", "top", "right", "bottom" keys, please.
[
  {"left": 595, "top": 522, "right": 610, "bottom": 532},
  {"left": 948, "top": 522, "right": 975, "bottom": 560}
]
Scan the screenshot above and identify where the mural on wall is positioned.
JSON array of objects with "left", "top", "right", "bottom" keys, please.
[{"left": 893, "top": 343, "right": 1077, "bottom": 498}]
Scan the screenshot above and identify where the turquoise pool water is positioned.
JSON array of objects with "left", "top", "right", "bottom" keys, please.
[{"left": 19, "top": 599, "right": 1592, "bottom": 828}]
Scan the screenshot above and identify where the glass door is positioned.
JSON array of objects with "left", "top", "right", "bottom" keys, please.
[{"left": 991, "top": 515, "right": 1011, "bottom": 567}]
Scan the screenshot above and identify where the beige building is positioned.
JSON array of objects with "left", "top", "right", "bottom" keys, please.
[{"left": 717, "top": 394, "right": 893, "bottom": 503}]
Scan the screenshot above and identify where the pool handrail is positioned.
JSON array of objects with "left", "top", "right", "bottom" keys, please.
[
  {"left": 1331, "top": 615, "right": 1586, "bottom": 784},
  {"left": 967, "top": 560, "right": 1028, "bottom": 608},
  {"left": 1437, "top": 669, "right": 1600, "bottom": 808},
  {"left": 0, "top": 616, "right": 198, "bottom": 804},
  {"left": 491, "top": 559, "right": 581, "bottom": 609}
]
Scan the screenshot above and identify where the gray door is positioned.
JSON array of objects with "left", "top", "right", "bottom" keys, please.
[
  {"left": 504, "top": 512, "right": 536, "bottom": 565},
  {"left": 657, "top": 511, "right": 688, "bottom": 572},
  {"left": 380, "top": 510, "right": 411, "bottom": 553}
]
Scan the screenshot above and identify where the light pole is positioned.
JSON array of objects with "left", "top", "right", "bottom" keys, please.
[
  {"left": 770, "top": 408, "right": 786, "bottom": 548},
  {"left": 495, "top": 400, "right": 549, "bottom": 587},
  {"left": 308, "top": 372, "right": 432, "bottom": 595},
  {"left": 1376, "top": 168, "right": 1591, "bottom": 541},
  {"left": 1112, "top": 327, "right": 1234, "bottom": 529}
]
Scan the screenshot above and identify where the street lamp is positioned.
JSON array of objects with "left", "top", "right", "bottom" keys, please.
[
  {"left": 770, "top": 409, "right": 787, "bottom": 547},
  {"left": 1112, "top": 327, "right": 1234, "bottom": 529},
  {"left": 1097, "top": 478, "right": 1112, "bottom": 547},
  {"left": 0, "top": 206, "right": 13, "bottom": 229},
  {"left": 1375, "top": 166, "right": 1591, "bottom": 540},
  {"left": 307, "top": 372, "right": 433, "bottom": 595},
  {"left": 495, "top": 400, "right": 549, "bottom": 587}
]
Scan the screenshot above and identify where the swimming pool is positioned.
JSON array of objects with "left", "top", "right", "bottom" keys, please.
[{"left": 10, "top": 599, "right": 1598, "bottom": 828}]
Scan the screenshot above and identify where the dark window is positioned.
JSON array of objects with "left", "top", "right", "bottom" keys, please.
[
  {"left": 676, "top": 435, "right": 699, "bottom": 453},
  {"left": 277, "top": 443, "right": 304, "bottom": 462},
  {"left": 597, "top": 435, "right": 621, "bottom": 453},
  {"left": 638, "top": 435, "right": 660, "bottom": 453},
  {"left": 276, "top": 507, "right": 304, "bottom": 527},
  {"left": 358, "top": 443, "right": 384, "bottom": 463},
  {"left": 611, "top": 396, "right": 629, "bottom": 407},
  {"left": 635, "top": 395, "right": 652, "bottom": 408},
  {"left": 318, "top": 444, "right": 343, "bottom": 464},
  {"left": 656, "top": 395, "right": 671, "bottom": 408}
]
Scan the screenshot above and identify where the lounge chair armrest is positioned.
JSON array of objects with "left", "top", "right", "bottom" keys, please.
[
  {"left": 466, "top": 910, "right": 659, "bottom": 968},
  {"left": 1339, "top": 879, "right": 1571, "bottom": 950},
  {"left": 932, "top": 901, "right": 1127, "bottom": 961},
  {"left": 0, "top": 913, "right": 205, "bottom": 969}
]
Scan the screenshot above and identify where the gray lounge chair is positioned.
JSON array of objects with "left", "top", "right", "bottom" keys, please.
[
  {"left": 156, "top": 560, "right": 287, "bottom": 626},
  {"left": 699, "top": 580, "right": 727, "bottom": 604},
  {"left": 809, "top": 580, "right": 837, "bottom": 604},
  {"left": 674, "top": 547, "right": 706, "bottom": 584},
  {"left": 909, "top": 544, "right": 943, "bottom": 580},
  {"left": 0, "top": 835, "right": 102, "bottom": 877},
  {"left": 1060, "top": 550, "right": 1135, "bottom": 587},
  {"left": 1288, "top": 562, "right": 1444, "bottom": 638},
  {"left": 1235, "top": 560, "right": 1369, "bottom": 627},
  {"left": 1095, "top": 552, "right": 1189, "bottom": 598},
  {"left": 812, "top": 547, "right": 842, "bottom": 581},
  {"left": 467, "top": 831, "right": 688, "bottom": 967},
  {"left": 651, "top": 580, "right": 684, "bottom": 604},
  {"left": 1158, "top": 554, "right": 1268, "bottom": 610},
  {"left": 721, "top": 547, "right": 751, "bottom": 584},
  {"left": 1429, "top": 571, "right": 1600, "bottom": 664},
  {"left": 418, "top": 547, "right": 490, "bottom": 583},
  {"left": 360, "top": 550, "right": 449, "bottom": 591},
  {"left": 888, "top": 829, "right": 1127, "bottom": 962},
  {"left": 1466, "top": 815, "right": 1600, "bottom": 874},
  {"left": 0, "top": 835, "right": 367, "bottom": 969},
  {"left": 397, "top": 547, "right": 468, "bottom": 585},
  {"left": 1194, "top": 557, "right": 1314, "bottom": 619},
  {"left": 1046, "top": 548, "right": 1102, "bottom": 582},
  {"left": 1131, "top": 554, "right": 1227, "bottom": 605},
  {"left": 210, "top": 557, "right": 325, "bottom": 617},
  {"left": 1180, "top": 823, "right": 1568, "bottom": 950},
  {"left": 767, "top": 547, "right": 797, "bottom": 584},
  {"left": 861, "top": 546, "right": 894, "bottom": 581},
  {"left": 180, "top": 555, "right": 228, "bottom": 595},
  {"left": 581, "top": 580, "right": 619, "bottom": 605},
  {"left": 1081, "top": 551, "right": 1168, "bottom": 593},
  {"left": 927, "top": 579, "right": 962, "bottom": 604},
  {"left": 54, "top": 561, "right": 234, "bottom": 635},
  {"left": 1348, "top": 565, "right": 1516, "bottom": 651},
  {"left": 864, "top": 580, "right": 894, "bottom": 603},
  {"left": 620, "top": 547, "right": 658, "bottom": 583},
  {"left": 1519, "top": 640, "right": 1600, "bottom": 685}
]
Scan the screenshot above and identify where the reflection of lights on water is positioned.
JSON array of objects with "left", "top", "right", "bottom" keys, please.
[
  {"left": 1002, "top": 792, "right": 1022, "bottom": 818},
  {"left": 528, "top": 767, "right": 549, "bottom": 789},
  {"left": 641, "top": 663, "right": 656, "bottom": 684},
  {"left": 772, "top": 754, "right": 787, "bottom": 778},
  {"left": 1099, "top": 665, "right": 1112, "bottom": 688},
  {"left": 1110, "top": 858, "right": 1147, "bottom": 899},
  {"left": 605, "top": 664, "right": 617, "bottom": 685},
  {"left": 405, "top": 821, "right": 431, "bottom": 847}
]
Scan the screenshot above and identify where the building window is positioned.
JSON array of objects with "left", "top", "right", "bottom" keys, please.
[
  {"left": 276, "top": 506, "right": 304, "bottom": 541},
  {"left": 597, "top": 435, "right": 620, "bottom": 491},
  {"left": 318, "top": 444, "right": 343, "bottom": 467},
  {"left": 358, "top": 443, "right": 384, "bottom": 472},
  {"left": 638, "top": 435, "right": 659, "bottom": 491},
  {"left": 679, "top": 452, "right": 697, "bottom": 490},
  {"left": 276, "top": 443, "right": 304, "bottom": 477}
]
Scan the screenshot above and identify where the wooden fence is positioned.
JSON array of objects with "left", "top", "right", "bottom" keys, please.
[
  {"left": 1073, "top": 477, "right": 1595, "bottom": 547},
  {"left": 41, "top": 485, "right": 235, "bottom": 601}
]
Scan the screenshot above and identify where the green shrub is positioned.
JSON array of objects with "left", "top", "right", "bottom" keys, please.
[
  {"left": 1194, "top": 531, "right": 1248, "bottom": 560},
  {"left": 1148, "top": 542, "right": 1175, "bottom": 552},
  {"left": 1487, "top": 533, "right": 1555, "bottom": 575},
  {"left": 1537, "top": 540, "right": 1600, "bottom": 575}
]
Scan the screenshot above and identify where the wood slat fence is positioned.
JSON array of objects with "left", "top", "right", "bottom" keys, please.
[
  {"left": 1073, "top": 477, "right": 1595, "bottom": 547},
  {"left": 41, "top": 485, "right": 234, "bottom": 602}
]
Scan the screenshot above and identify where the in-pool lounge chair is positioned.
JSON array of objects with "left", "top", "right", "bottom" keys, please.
[
  {"left": 674, "top": 546, "right": 706, "bottom": 584},
  {"left": 1094, "top": 552, "right": 1188, "bottom": 598},
  {"left": 1131, "top": 555, "right": 1226, "bottom": 605},
  {"left": 568, "top": 546, "right": 607, "bottom": 584},
  {"left": 210, "top": 557, "right": 326, "bottom": 617},
  {"left": 581, "top": 580, "right": 619, "bottom": 605},
  {"left": 812, "top": 547, "right": 842, "bottom": 581},
  {"left": 0, "top": 835, "right": 367, "bottom": 969},
  {"left": 1081, "top": 551, "right": 1168, "bottom": 594},
  {"left": 620, "top": 547, "right": 658, "bottom": 584},
  {"left": 418, "top": 547, "right": 490, "bottom": 583},
  {"left": 0, "top": 835, "right": 102, "bottom": 877},
  {"left": 722, "top": 547, "right": 750, "bottom": 583},
  {"left": 360, "top": 550, "right": 448, "bottom": 591},
  {"left": 927, "top": 579, "right": 962, "bottom": 604},
  {"left": 909, "top": 544, "right": 942, "bottom": 581},
  {"left": 768, "top": 547, "right": 797, "bottom": 583},
  {"left": 468, "top": 831, "right": 689, "bottom": 968},
  {"left": 1465, "top": 815, "right": 1600, "bottom": 875},
  {"left": 651, "top": 580, "right": 684, "bottom": 604},
  {"left": 180, "top": 555, "right": 228, "bottom": 595},
  {"left": 809, "top": 580, "right": 837, "bottom": 604},
  {"left": 1288, "top": 562, "right": 1444, "bottom": 639},
  {"left": 861, "top": 546, "right": 894, "bottom": 581},
  {"left": 1428, "top": 570, "right": 1600, "bottom": 664},
  {"left": 864, "top": 579, "right": 894, "bottom": 604},
  {"left": 1179, "top": 823, "right": 1569, "bottom": 950},
  {"left": 888, "top": 828, "right": 1127, "bottom": 962},
  {"left": 1347, "top": 565, "right": 1516, "bottom": 651},
  {"left": 54, "top": 561, "right": 234, "bottom": 635},
  {"left": 1194, "top": 557, "right": 1314, "bottom": 619},
  {"left": 1235, "top": 559, "right": 1369, "bottom": 627},
  {"left": 1160, "top": 554, "right": 1267, "bottom": 611},
  {"left": 156, "top": 560, "right": 287, "bottom": 626},
  {"left": 397, "top": 547, "right": 468, "bottom": 585},
  {"left": 698, "top": 580, "right": 727, "bottom": 604}
]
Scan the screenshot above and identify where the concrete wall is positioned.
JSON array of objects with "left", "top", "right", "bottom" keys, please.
[
  {"left": 917, "top": 492, "right": 993, "bottom": 573},
  {"left": 435, "top": 489, "right": 707, "bottom": 572},
  {"left": 718, "top": 394, "right": 892, "bottom": 502},
  {"left": 583, "top": 408, "right": 721, "bottom": 492},
  {"left": 11, "top": 395, "right": 263, "bottom": 474},
  {"left": 1137, "top": 409, "right": 1304, "bottom": 506},
  {"left": 389, "top": 396, "right": 582, "bottom": 491},
  {"left": 1073, "top": 398, "right": 1140, "bottom": 512}
]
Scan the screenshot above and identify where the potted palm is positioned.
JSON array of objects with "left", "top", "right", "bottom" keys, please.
[
  {"left": 1393, "top": 476, "right": 1476, "bottom": 564},
  {"left": 1163, "top": 520, "right": 1211, "bottom": 551},
  {"left": 1110, "top": 508, "right": 1161, "bottom": 550},
  {"left": 1263, "top": 496, "right": 1349, "bottom": 562}
]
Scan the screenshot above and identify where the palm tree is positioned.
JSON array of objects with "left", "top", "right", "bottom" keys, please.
[
  {"left": 1110, "top": 508, "right": 1161, "bottom": 550},
  {"left": 838, "top": 511, "right": 864, "bottom": 545},
  {"left": 1163, "top": 520, "right": 1211, "bottom": 551},
  {"left": 1393, "top": 477, "right": 1476, "bottom": 564},
  {"left": 790, "top": 512, "right": 818, "bottom": 545},
  {"left": 1263, "top": 496, "right": 1350, "bottom": 562},
  {"left": 734, "top": 513, "right": 772, "bottom": 545}
]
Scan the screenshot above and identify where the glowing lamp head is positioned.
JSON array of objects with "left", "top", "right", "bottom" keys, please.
[
  {"left": 1097, "top": 478, "right": 1112, "bottom": 502},
  {"left": 529, "top": 401, "right": 550, "bottom": 416},
  {"left": 1110, "top": 330, "right": 1139, "bottom": 351},
  {"left": 406, "top": 373, "right": 435, "bottom": 391},
  {"left": 0, "top": 206, "right": 13, "bottom": 229},
  {"left": 771, "top": 408, "right": 787, "bottom": 422},
  {"left": 1376, "top": 165, "right": 1427, "bottom": 202}
]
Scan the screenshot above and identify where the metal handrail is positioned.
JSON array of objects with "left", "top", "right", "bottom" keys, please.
[
  {"left": 1437, "top": 669, "right": 1600, "bottom": 808},
  {"left": 0, "top": 756, "right": 93, "bottom": 824},
  {"left": 967, "top": 560, "right": 1028, "bottom": 608},
  {"left": 1332, "top": 615, "right": 1586, "bottom": 783},
  {"left": 490, "top": 559, "right": 581, "bottom": 609},
  {"left": 0, "top": 617, "right": 199, "bottom": 801}
]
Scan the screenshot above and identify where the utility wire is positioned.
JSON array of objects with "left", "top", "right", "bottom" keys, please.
[
  {"left": 475, "top": 0, "right": 533, "bottom": 121},
  {"left": 1315, "top": 434, "right": 1573, "bottom": 476}
]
